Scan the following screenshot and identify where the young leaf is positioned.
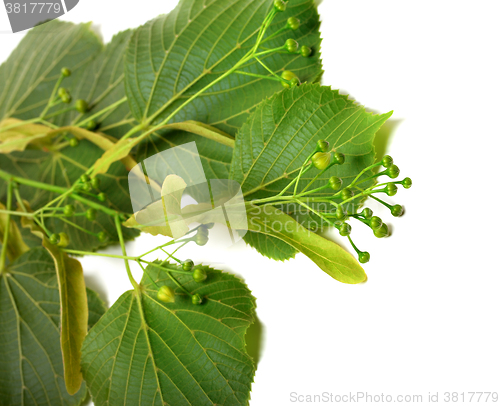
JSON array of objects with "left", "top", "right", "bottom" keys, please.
[
  {"left": 0, "top": 119, "right": 52, "bottom": 153},
  {"left": 0, "top": 202, "right": 29, "bottom": 262},
  {"left": 0, "top": 248, "right": 105, "bottom": 405},
  {"left": 125, "top": 0, "right": 322, "bottom": 132},
  {"left": 230, "top": 83, "right": 392, "bottom": 260},
  {"left": 245, "top": 204, "right": 367, "bottom": 284},
  {"left": 0, "top": 20, "right": 101, "bottom": 121},
  {"left": 82, "top": 262, "right": 256, "bottom": 406}
]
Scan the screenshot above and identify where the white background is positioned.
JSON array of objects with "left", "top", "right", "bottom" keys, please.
[{"left": 2, "top": 1, "right": 500, "bottom": 405}]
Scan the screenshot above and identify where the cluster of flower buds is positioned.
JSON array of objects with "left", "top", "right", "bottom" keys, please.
[{"left": 303, "top": 139, "right": 412, "bottom": 264}]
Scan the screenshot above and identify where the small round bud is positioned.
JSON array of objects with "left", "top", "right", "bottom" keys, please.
[
  {"left": 300, "top": 45, "right": 311, "bottom": 57},
  {"left": 90, "top": 177, "right": 100, "bottom": 190},
  {"left": 86, "top": 208, "right": 97, "bottom": 221},
  {"left": 335, "top": 206, "right": 346, "bottom": 220},
  {"left": 61, "top": 67, "right": 71, "bottom": 77},
  {"left": 157, "top": 285, "right": 175, "bottom": 303},
  {"left": 86, "top": 120, "right": 97, "bottom": 131},
  {"left": 311, "top": 152, "right": 332, "bottom": 170},
  {"left": 370, "top": 216, "right": 382, "bottom": 230},
  {"left": 281, "top": 70, "right": 300, "bottom": 88},
  {"left": 382, "top": 155, "right": 393, "bottom": 168},
  {"left": 358, "top": 251, "right": 370, "bottom": 264},
  {"left": 80, "top": 174, "right": 90, "bottom": 183},
  {"left": 182, "top": 259, "right": 194, "bottom": 272},
  {"left": 49, "top": 233, "right": 59, "bottom": 245},
  {"left": 332, "top": 152, "right": 345, "bottom": 165},
  {"left": 402, "top": 177, "right": 412, "bottom": 189},
  {"left": 274, "top": 0, "right": 286, "bottom": 11},
  {"left": 388, "top": 164, "right": 400, "bottom": 179},
  {"left": 362, "top": 208, "right": 373, "bottom": 219},
  {"left": 328, "top": 176, "right": 342, "bottom": 191},
  {"left": 63, "top": 204, "right": 75, "bottom": 217},
  {"left": 61, "top": 94, "right": 71, "bottom": 104},
  {"left": 58, "top": 87, "right": 68, "bottom": 98},
  {"left": 191, "top": 293, "right": 203, "bottom": 305},
  {"left": 97, "top": 192, "right": 106, "bottom": 202},
  {"left": 285, "top": 38, "right": 299, "bottom": 53},
  {"left": 69, "top": 138, "right": 79, "bottom": 147},
  {"left": 339, "top": 222, "right": 351, "bottom": 236},
  {"left": 287, "top": 16, "right": 300, "bottom": 30},
  {"left": 195, "top": 229, "right": 209, "bottom": 246},
  {"left": 97, "top": 231, "right": 107, "bottom": 242},
  {"left": 75, "top": 99, "right": 88, "bottom": 113},
  {"left": 391, "top": 204, "right": 404, "bottom": 217},
  {"left": 385, "top": 183, "right": 398, "bottom": 196},
  {"left": 57, "top": 232, "right": 69, "bottom": 248},
  {"left": 192, "top": 267, "right": 207, "bottom": 283},
  {"left": 317, "top": 139, "right": 329, "bottom": 152},
  {"left": 82, "top": 182, "right": 92, "bottom": 192},
  {"left": 373, "top": 223, "right": 389, "bottom": 238},
  {"left": 341, "top": 188, "right": 354, "bottom": 201}
]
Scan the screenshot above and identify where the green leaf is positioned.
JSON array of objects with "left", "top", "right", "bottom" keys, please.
[
  {"left": 230, "top": 83, "right": 392, "bottom": 260},
  {"left": 241, "top": 230, "right": 297, "bottom": 261},
  {"left": 0, "top": 20, "right": 102, "bottom": 121},
  {"left": 82, "top": 262, "right": 256, "bottom": 406},
  {"left": 0, "top": 248, "right": 106, "bottom": 405},
  {"left": 54, "top": 30, "right": 136, "bottom": 140},
  {"left": 125, "top": 0, "right": 322, "bottom": 132},
  {"left": 245, "top": 204, "right": 367, "bottom": 283}
]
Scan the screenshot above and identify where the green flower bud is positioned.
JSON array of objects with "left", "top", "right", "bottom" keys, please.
[
  {"left": 86, "top": 120, "right": 97, "bottom": 131},
  {"left": 391, "top": 204, "right": 404, "bottom": 217},
  {"left": 373, "top": 223, "right": 389, "bottom": 238},
  {"left": 388, "top": 164, "right": 400, "bottom": 179},
  {"left": 332, "top": 152, "right": 345, "bottom": 165},
  {"left": 57, "top": 232, "right": 69, "bottom": 248},
  {"left": 339, "top": 222, "right": 352, "bottom": 236},
  {"left": 329, "top": 176, "right": 343, "bottom": 191},
  {"left": 86, "top": 208, "right": 97, "bottom": 221},
  {"left": 281, "top": 70, "right": 300, "bottom": 88},
  {"left": 182, "top": 259, "right": 194, "bottom": 271},
  {"left": 75, "top": 99, "right": 88, "bottom": 113},
  {"left": 195, "top": 229, "right": 209, "bottom": 246},
  {"left": 61, "top": 67, "right": 71, "bottom": 77},
  {"left": 311, "top": 152, "right": 332, "bottom": 170},
  {"left": 382, "top": 155, "right": 393, "bottom": 168},
  {"left": 285, "top": 38, "right": 299, "bottom": 53},
  {"left": 82, "top": 182, "right": 92, "bottom": 192},
  {"left": 300, "top": 45, "right": 312, "bottom": 57},
  {"left": 49, "top": 233, "right": 59, "bottom": 245},
  {"left": 90, "top": 177, "right": 100, "bottom": 190},
  {"left": 97, "top": 231, "right": 107, "bottom": 242},
  {"left": 370, "top": 216, "right": 382, "bottom": 230},
  {"left": 402, "top": 177, "right": 412, "bottom": 189},
  {"left": 63, "top": 204, "right": 75, "bottom": 217},
  {"left": 341, "top": 188, "right": 354, "bottom": 201},
  {"left": 317, "top": 139, "right": 329, "bottom": 152},
  {"left": 192, "top": 267, "right": 207, "bottom": 283},
  {"left": 191, "top": 293, "right": 203, "bottom": 305},
  {"left": 287, "top": 16, "right": 300, "bottom": 30},
  {"left": 69, "top": 138, "right": 79, "bottom": 147},
  {"left": 157, "top": 285, "right": 175, "bottom": 303},
  {"left": 358, "top": 251, "right": 370, "bottom": 264},
  {"left": 274, "top": 0, "right": 286, "bottom": 11},
  {"left": 385, "top": 183, "right": 398, "bottom": 196},
  {"left": 80, "top": 174, "right": 90, "bottom": 183},
  {"left": 97, "top": 192, "right": 106, "bottom": 202},
  {"left": 61, "top": 94, "right": 71, "bottom": 104},
  {"left": 335, "top": 206, "right": 346, "bottom": 220},
  {"left": 362, "top": 208, "right": 373, "bottom": 218},
  {"left": 58, "top": 87, "right": 68, "bottom": 98}
]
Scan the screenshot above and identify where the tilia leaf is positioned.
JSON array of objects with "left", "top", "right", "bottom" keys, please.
[
  {"left": 0, "top": 248, "right": 106, "bottom": 405},
  {"left": 82, "top": 262, "right": 256, "bottom": 406},
  {"left": 230, "top": 83, "right": 392, "bottom": 261}
]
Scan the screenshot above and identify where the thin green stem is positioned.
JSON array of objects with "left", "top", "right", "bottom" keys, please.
[
  {"left": 74, "top": 97, "right": 128, "bottom": 128},
  {"left": 40, "top": 73, "right": 65, "bottom": 118},
  {"left": 0, "top": 181, "right": 13, "bottom": 273},
  {"left": 235, "top": 70, "right": 282, "bottom": 82},
  {"left": 59, "top": 217, "right": 99, "bottom": 237},
  {"left": 254, "top": 56, "right": 282, "bottom": 81},
  {"left": 115, "top": 214, "right": 139, "bottom": 289}
]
